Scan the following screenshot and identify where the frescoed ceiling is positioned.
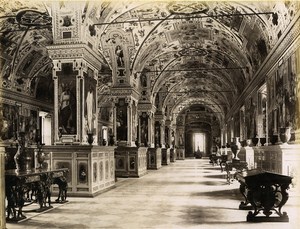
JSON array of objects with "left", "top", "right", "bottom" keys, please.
[{"left": 0, "top": 0, "right": 299, "bottom": 124}]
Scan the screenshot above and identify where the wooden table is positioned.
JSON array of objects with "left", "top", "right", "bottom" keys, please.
[
  {"left": 5, "top": 168, "right": 68, "bottom": 222},
  {"left": 235, "top": 169, "right": 292, "bottom": 222}
]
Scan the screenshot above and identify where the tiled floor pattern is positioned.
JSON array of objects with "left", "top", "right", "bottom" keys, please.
[{"left": 6, "top": 158, "right": 300, "bottom": 229}]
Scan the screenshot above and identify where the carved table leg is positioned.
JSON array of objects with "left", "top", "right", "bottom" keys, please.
[
  {"left": 246, "top": 183, "right": 290, "bottom": 222},
  {"left": 238, "top": 182, "right": 253, "bottom": 210}
]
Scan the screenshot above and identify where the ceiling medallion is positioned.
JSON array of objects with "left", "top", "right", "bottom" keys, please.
[
  {"left": 178, "top": 48, "right": 207, "bottom": 56},
  {"left": 16, "top": 10, "right": 52, "bottom": 26},
  {"left": 167, "top": 2, "right": 209, "bottom": 15}
]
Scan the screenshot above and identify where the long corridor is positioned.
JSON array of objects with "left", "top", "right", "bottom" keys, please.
[{"left": 7, "top": 158, "right": 300, "bottom": 229}]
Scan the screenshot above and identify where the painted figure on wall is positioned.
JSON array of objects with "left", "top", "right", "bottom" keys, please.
[
  {"left": 116, "top": 101, "right": 127, "bottom": 141},
  {"left": 155, "top": 122, "right": 160, "bottom": 147},
  {"left": 59, "top": 83, "right": 76, "bottom": 134},
  {"left": 141, "top": 74, "right": 147, "bottom": 87},
  {"left": 171, "top": 130, "right": 175, "bottom": 148},
  {"left": 60, "top": 86, "right": 72, "bottom": 133},
  {"left": 115, "top": 45, "right": 124, "bottom": 67},
  {"left": 140, "top": 113, "right": 148, "bottom": 146},
  {"left": 85, "top": 85, "right": 95, "bottom": 133}
]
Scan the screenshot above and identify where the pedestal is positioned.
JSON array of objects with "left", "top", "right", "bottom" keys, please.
[
  {"left": 147, "top": 148, "right": 162, "bottom": 170},
  {"left": 252, "top": 144, "right": 300, "bottom": 187},
  {"left": 239, "top": 146, "right": 255, "bottom": 169},
  {"left": 176, "top": 148, "right": 185, "bottom": 160},
  {"left": 161, "top": 148, "right": 170, "bottom": 165},
  {"left": 115, "top": 146, "right": 147, "bottom": 178},
  {"left": 43, "top": 145, "right": 116, "bottom": 197},
  {"left": 170, "top": 148, "right": 176, "bottom": 162}
]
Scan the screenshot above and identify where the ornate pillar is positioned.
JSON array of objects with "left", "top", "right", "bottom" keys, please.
[
  {"left": 224, "top": 124, "right": 228, "bottom": 145},
  {"left": 125, "top": 97, "right": 138, "bottom": 147},
  {"left": 240, "top": 106, "right": 245, "bottom": 142},
  {"left": 165, "top": 119, "right": 171, "bottom": 147},
  {"left": 112, "top": 101, "right": 117, "bottom": 143},
  {"left": 137, "top": 103, "right": 155, "bottom": 147},
  {"left": 47, "top": 55, "right": 99, "bottom": 145},
  {"left": 150, "top": 112, "right": 155, "bottom": 147},
  {"left": 160, "top": 120, "right": 165, "bottom": 148},
  {"left": 113, "top": 96, "right": 138, "bottom": 146},
  {"left": 221, "top": 127, "right": 225, "bottom": 146},
  {"left": 126, "top": 97, "right": 132, "bottom": 145},
  {"left": 47, "top": 2, "right": 102, "bottom": 145},
  {"left": 52, "top": 60, "right": 60, "bottom": 143}
]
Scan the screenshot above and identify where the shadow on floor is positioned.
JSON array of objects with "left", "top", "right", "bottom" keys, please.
[
  {"left": 191, "top": 188, "right": 242, "bottom": 200},
  {"left": 179, "top": 206, "right": 247, "bottom": 225}
]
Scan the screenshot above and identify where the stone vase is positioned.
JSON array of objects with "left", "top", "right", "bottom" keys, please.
[
  {"left": 231, "top": 137, "right": 241, "bottom": 161},
  {"left": 251, "top": 137, "right": 259, "bottom": 146},
  {"left": 87, "top": 133, "right": 94, "bottom": 145},
  {"left": 259, "top": 137, "right": 266, "bottom": 146},
  {"left": 279, "top": 127, "right": 291, "bottom": 144},
  {"left": 270, "top": 134, "right": 278, "bottom": 145}
]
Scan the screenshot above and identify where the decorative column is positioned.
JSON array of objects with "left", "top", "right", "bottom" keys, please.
[
  {"left": 112, "top": 101, "right": 117, "bottom": 143},
  {"left": 160, "top": 120, "right": 165, "bottom": 148},
  {"left": 240, "top": 106, "right": 245, "bottom": 143},
  {"left": 149, "top": 112, "right": 155, "bottom": 147},
  {"left": 221, "top": 127, "right": 225, "bottom": 147},
  {"left": 125, "top": 97, "right": 138, "bottom": 147}
]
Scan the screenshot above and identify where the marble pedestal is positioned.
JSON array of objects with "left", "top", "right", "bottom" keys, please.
[
  {"left": 161, "top": 148, "right": 170, "bottom": 165},
  {"left": 147, "top": 148, "right": 162, "bottom": 170},
  {"left": 115, "top": 146, "right": 147, "bottom": 178},
  {"left": 170, "top": 148, "right": 176, "bottom": 162},
  {"left": 43, "top": 145, "right": 116, "bottom": 197}
]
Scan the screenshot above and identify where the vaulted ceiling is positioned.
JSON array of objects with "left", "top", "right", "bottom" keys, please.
[{"left": 1, "top": 0, "right": 299, "bottom": 126}]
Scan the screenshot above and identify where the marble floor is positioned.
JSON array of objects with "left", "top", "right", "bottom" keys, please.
[{"left": 6, "top": 158, "right": 300, "bottom": 229}]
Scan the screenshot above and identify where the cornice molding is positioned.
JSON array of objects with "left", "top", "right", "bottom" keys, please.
[
  {"left": 0, "top": 88, "right": 53, "bottom": 112},
  {"left": 110, "top": 87, "right": 140, "bottom": 100},
  {"left": 47, "top": 43, "right": 103, "bottom": 72},
  {"left": 137, "top": 103, "right": 156, "bottom": 113}
]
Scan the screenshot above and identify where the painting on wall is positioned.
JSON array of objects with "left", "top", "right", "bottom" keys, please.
[
  {"left": 0, "top": 103, "right": 38, "bottom": 143},
  {"left": 58, "top": 63, "right": 77, "bottom": 135},
  {"left": 116, "top": 98, "right": 127, "bottom": 141},
  {"left": 245, "top": 96, "right": 257, "bottom": 139},
  {"left": 84, "top": 75, "right": 97, "bottom": 136},
  {"left": 0, "top": 104, "right": 18, "bottom": 141},
  {"left": 140, "top": 112, "right": 148, "bottom": 146},
  {"left": 155, "top": 121, "right": 161, "bottom": 147},
  {"left": 284, "top": 53, "right": 297, "bottom": 131}
]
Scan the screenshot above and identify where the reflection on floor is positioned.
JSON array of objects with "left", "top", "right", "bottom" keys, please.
[{"left": 6, "top": 158, "right": 300, "bottom": 229}]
